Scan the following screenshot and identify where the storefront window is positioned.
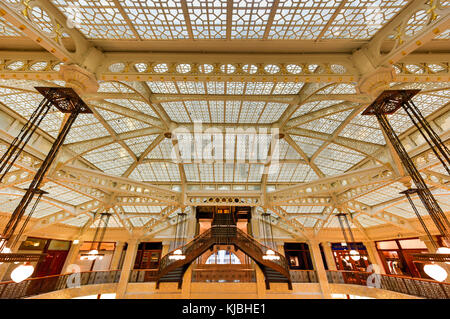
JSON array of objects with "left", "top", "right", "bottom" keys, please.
[
  {"left": 284, "top": 243, "right": 313, "bottom": 270},
  {"left": 331, "top": 243, "right": 370, "bottom": 272},
  {"left": 376, "top": 237, "right": 429, "bottom": 279}
]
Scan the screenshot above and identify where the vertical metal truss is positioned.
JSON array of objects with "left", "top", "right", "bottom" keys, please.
[
  {"left": 0, "top": 87, "right": 92, "bottom": 251},
  {"left": 363, "top": 90, "right": 450, "bottom": 242},
  {"left": 402, "top": 99, "right": 450, "bottom": 175},
  {"left": 0, "top": 97, "right": 52, "bottom": 183}
]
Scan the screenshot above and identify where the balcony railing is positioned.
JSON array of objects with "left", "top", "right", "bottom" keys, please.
[
  {"left": 191, "top": 264, "right": 256, "bottom": 283},
  {"left": 128, "top": 269, "right": 159, "bottom": 283},
  {"left": 0, "top": 270, "right": 121, "bottom": 299},
  {"left": 289, "top": 270, "right": 318, "bottom": 283},
  {"left": 327, "top": 270, "right": 450, "bottom": 299}
]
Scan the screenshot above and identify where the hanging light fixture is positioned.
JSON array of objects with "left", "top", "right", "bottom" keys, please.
[
  {"left": 11, "top": 262, "right": 34, "bottom": 283},
  {"left": 424, "top": 264, "right": 448, "bottom": 282},
  {"left": 337, "top": 212, "right": 360, "bottom": 262},
  {"left": 263, "top": 249, "right": 280, "bottom": 261},
  {"left": 261, "top": 211, "right": 280, "bottom": 261},
  {"left": 80, "top": 212, "right": 111, "bottom": 261},
  {"left": 168, "top": 211, "right": 187, "bottom": 261}
]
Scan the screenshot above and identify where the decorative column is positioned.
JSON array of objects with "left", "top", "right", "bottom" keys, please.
[
  {"left": 61, "top": 240, "right": 83, "bottom": 274},
  {"left": 161, "top": 240, "right": 171, "bottom": 256},
  {"left": 362, "top": 241, "right": 386, "bottom": 274},
  {"left": 255, "top": 266, "right": 266, "bottom": 298},
  {"left": 115, "top": 239, "right": 139, "bottom": 299},
  {"left": 109, "top": 241, "right": 125, "bottom": 270},
  {"left": 321, "top": 242, "right": 337, "bottom": 271},
  {"left": 308, "top": 240, "right": 331, "bottom": 299}
]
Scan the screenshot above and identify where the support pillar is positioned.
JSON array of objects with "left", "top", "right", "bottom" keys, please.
[
  {"left": 181, "top": 264, "right": 192, "bottom": 298},
  {"left": 321, "top": 242, "right": 337, "bottom": 271},
  {"left": 363, "top": 241, "right": 386, "bottom": 274},
  {"left": 110, "top": 241, "right": 125, "bottom": 270},
  {"left": 61, "top": 240, "right": 83, "bottom": 274},
  {"left": 255, "top": 266, "right": 266, "bottom": 298},
  {"left": 309, "top": 240, "right": 331, "bottom": 299},
  {"left": 115, "top": 239, "right": 139, "bottom": 299}
]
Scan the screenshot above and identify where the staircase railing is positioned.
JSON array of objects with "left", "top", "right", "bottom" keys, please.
[{"left": 234, "top": 228, "right": 289, "bottom": 271}]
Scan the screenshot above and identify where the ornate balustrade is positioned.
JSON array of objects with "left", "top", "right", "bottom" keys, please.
[
  {"left": 289, "top": 270, "right": 318, "bottom": 283},
  {"left": 128, "top": 269, "right": 159, "bottom": 283},
  {"left": 191, "top": 265, "right": 256, "bottom": 283},
  {"left": 327, "top": 270, "right": 450, "bottom": 299},
  {"left": 0, "top": 270, "right": 121, "bottom": 299}
]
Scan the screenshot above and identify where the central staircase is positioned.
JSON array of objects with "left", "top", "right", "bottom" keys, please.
[{"left": 155, "top": 211, "right": 292, "bottom": 289}]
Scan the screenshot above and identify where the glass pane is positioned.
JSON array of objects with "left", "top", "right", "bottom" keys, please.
[
  {"left": 398, "top": 238, "right": 427, "bottom": 249},
  {"left": 377, "top": 240, "right": 399, "bottom": 250}
]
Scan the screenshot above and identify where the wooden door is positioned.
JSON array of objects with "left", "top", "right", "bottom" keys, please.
[{"left": 34, "top": 250, "right": 69, "bottom": 277}]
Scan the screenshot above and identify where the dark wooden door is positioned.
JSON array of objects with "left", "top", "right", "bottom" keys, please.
[{"left": 34, "top": 250, "right": 69, "bottom": 278}]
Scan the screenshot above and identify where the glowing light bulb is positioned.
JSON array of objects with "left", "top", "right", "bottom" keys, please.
[
  {"left": 424, "top": 264, "right": 448, "bottom": 282},
  {"left": 87, "top": 249, "right": 99, "bottom": 261},
  {"left": 349, "top": 250, "right": 360, "bottom": 261},
  {"left": 11, "top": 264, "right": 34, "bottom": 283}
]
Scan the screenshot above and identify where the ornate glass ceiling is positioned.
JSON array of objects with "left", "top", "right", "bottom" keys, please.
[{"left": 0, "top": 0, "right": 448, "bottom": 237}]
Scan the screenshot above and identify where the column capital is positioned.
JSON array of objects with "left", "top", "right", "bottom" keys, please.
[{"left": 59, "top": 64, "right": 99, "bottom": 94}]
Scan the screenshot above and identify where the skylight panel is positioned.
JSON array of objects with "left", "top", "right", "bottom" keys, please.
[
  {"left": 187, "top": 0, "right": 227, "bottom": 39},
  {"left": 339, "top": 124, "right": 385, "bottom": 144},
  {"left": 0, "top": 16, "right": 22, "bottom": 37},
  {"left": 158, "top": 139, "right": 175, "bottom": 158},
  {"left": 185, "top": 101, "right": 210, "bottom": 122},
  {"left": 129, "top": 217, "right": 151, "bottom": 227},
  {"left": 232, "top": 0, "right": 274, "bottom": 39},
  {"left": 98, "top": 81, "right": 135, "bottom": 93},
  {"left": 248, "top": 164, "right": 263, "bottom": 182},
  {"left": 166, "top": 163, "right": 181, "bottom": 181},
  {"left": 132, "top": 163, "right": 156, "bottom": 181},
  {"left": 51, "top": 0, "right": 135, "bottom": 40},
  {"left": 150, "top": 162, "right": 170, "bottom": 181},
  {"left": 276, "top": 163, "right": 298, "bottom": 182},
  {"left": 62, "top": 214, "right": 90, "bottom": 227},
  {"left": 146, "top": 81, "right": 178, "bottom": 94},
  {"left": 272, "top": 82, "right": 304, "bottom": 94},
  {"left": 209, "top": 101, "right": 225, "bottom": 123},
  {"left": 214, "top": 163, "right": 224, "bottom": 182},
  {"left": 198, "top": 163, "right": 214, "bottom": 182},
  {"left": 206, "top": 82, "right": 225, "bottom": 94},
  {"left": 234, "top": 163, "right": 249, "bottom": 182},
  {"left": 245, "top": 82, "right": 274, "bottom": 95},
  {"left": 124, "top": 135, "right": 159, "bottom": 157},
  {"left": 238, "top": 101, "right": 265, "bottom": 123},
  {"left": 64, "top": 115, "right": 110, "bottom": 144},
  {"left": 323, "top": 0, "right": 408, "bottom": 40},
  {"left": 176, "top": 81, "right": 206, "bottom": 94},
  {"left": 161, "top": 102, "right": 190, "bottom": 122},
  {"left": 269, "top": 0, "right": 339, "bottom": 40},
  {"left": 225, "top": 101, "right": 241, "bottom": 123},
  {"left": 105, "top": 99, "right": 158, "bottom": 117},
  {"left": 184, "top": 164, "right": 200, "bottom": 182},
  {"left": 83, "top": 143, "right": 134, "bottom": 176},
  {"left": 319, "top": 143, "right": 365, "bottom": 167},
  {"left": 96, "top": 109, "right": 149, "bottom": 134},
  {"left": 120, "top": 0, "right": 189, "bottom": 39},
  {"left": 224, "top": 163, "right": 234, "bottom": 182},
  {"left": 290, "top": 135, "right": 323, "bottom": 157},
  {"left": 226, "top": 82, "right": 245, "bottom": 95},
  {"left": 259, "top": 103, "right": 289, "bottom": 123}
]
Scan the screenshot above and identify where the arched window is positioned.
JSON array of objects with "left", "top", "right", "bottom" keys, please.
[{"left": 206, "top": 250, "right": 241, "bottom": 264}]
